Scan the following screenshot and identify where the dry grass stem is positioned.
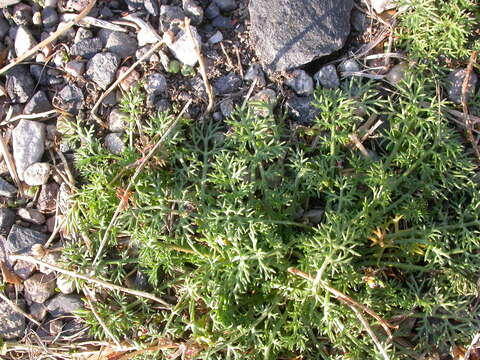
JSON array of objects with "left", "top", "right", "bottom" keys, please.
[
  {"left": 288, "top": 267, "right": 396, "bottom": 338},
  {"left": 0, "top": 134, "right": 24, "bottom": 198},
  {"left": 83, "top": 287, "right": 121, "bottom": 347},
  {"left": 93, "top": 100, "right": 191, "bottom": 265},
  {"left": 0, "top": 291, "right": 42, "bottom": 327},
  {"left": 0, "top": 0, "right": 97, "bottom": 75},
  {"left": 90, "top": 41, "right": 164, "bottom": 122},
  {"left": 1, "top": 110, "right": 58, "bottom": 126},
  {"left": 61, "top": 14, "right": 127, "bottom": 32},
  {"left": 11, "top": 254, "right": 172, "bottom": 308},
  {"left": 184, "top": 17, "right": 215, "bottom": 114},
  {"left": 461, "top": 51, "right": 480, "bottom": 161}
]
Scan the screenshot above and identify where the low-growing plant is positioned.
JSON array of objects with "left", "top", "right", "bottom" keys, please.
[{"left": 62, "top": 71, "right": 480, "bottom": 359}]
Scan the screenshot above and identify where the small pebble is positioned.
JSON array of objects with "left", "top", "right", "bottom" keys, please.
[
  {"left": 145, "top": 73, "right": 167, "bottom": 95},
  {"left": 105, "top": 133, "right": 125, "bottom": 155},
  {"left": 212, "top": 15, "right": 233, "bottom": 30},
  {"left": 209, "top": 31, "right": 223, "bottom": 44},
  {"left": 386, "top": 62, "right": 408, "bottom": 85},
  {"left": 183, "top": 0, "right": 203, "bottom": 25},
  {"left": 314, "top": 65, "right": 340, "bottom": 89},
  {"left": 108, "top": 108, "right": 128, "bottom": 132},
  {"left": 64, "top": 60, "right": 85, "bottom": 78},
  {"left": 18, "top": 208, "right": 46, "bottom": 225},
  {"left": 338, "top": 59, "right": 360, "bottom": 74},
  {"left": 285, "top": 69, "right": 314, "bottom": 96},
  {"left": 14, "top": 26, "right": 37, "bottom": 58},
  {"left": 214, "top": 0, "right": 237, "bottom": 12},
  {"left": 446, "top": 68, "right": 478, "bottom": 105},
  {"left": 23, "top": 162, "right": 51, "bottom": 186},
  {"left": 220, "top": 98, "right": 234, "bottom": 117}
]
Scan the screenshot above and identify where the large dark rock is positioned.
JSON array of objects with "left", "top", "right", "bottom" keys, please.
[{"left": 249, "top": 0, "right": 353, "bottom": 72}]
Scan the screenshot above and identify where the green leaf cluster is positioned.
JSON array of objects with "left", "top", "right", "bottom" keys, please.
[{"left": 63, "top": 73, "right": 480, "bottom": 359}]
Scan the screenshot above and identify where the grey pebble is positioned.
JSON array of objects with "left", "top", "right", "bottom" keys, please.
[
  {"left": 212, "top": 15, "right": 233, "bottom": 30},
  {"left": 86, "top": 52, "right": 119, "bottom": 89},
  {"left": 105, "top": 133, "right": 125, "bottom": 155},
  {"left": 214, "top": 73, "right": 242, "bottom": 95},
  {"left": 46, "top": 294, "right": 83, "bottom": 317},
  {"left": 338, "top": 59, "right": 360, "bottom": 74},
  {"left": 6, "top": 66, "right": 35, "bottom": 103},
  {"left": 23, "top": 162, "right": 51, "bottom": 186},
  {"left": 285, "top": 95, "right": 320, "bottom": 125},
  {"left": 245, "top": 64, "right": 266, "bottom": 87},
  {"left": 70, "top": 37, "right": 103, "bottom": 60},
  {"left": 205, "top": 2, "right": 220, "bottom": 19},
  {"left": 220, "top": 98, "right": 234, "bottom": 117},
  {"left": 24, "top": 272, "right": 56, "bottom": 303},
  {"left": 314, "top": 65, "right": 340, "bottom": 89},
  {"left": 286, "top": 69, "right": 314, "bottom": 96},
  {"left": 42, "top": 7, "right": 58, "bottom": 28},
  {"left": 0, "top": 208, "right": 15, "bottom": 236},
  {"left": 57, "top": 84, "right": 84, "bottom": 114},
  {"left": 104, "top": 31, "right": 138, "bottom": 59},
  {"left": 386, "top": 62, "right": 408, "bottom": 86},
  {"left": 0, "top": 299, "right": 25, "bottom": 339},
  {"left": 145, "top": 73, "right": 167, "bottom": 95},
  {"left": 214, "top": 0, "right": 237, "bottom": 12},
  {"left": 24, "top": 91, "right": 52, "bottom": 115},
  {"left": 167, "top": 27, "right": 201, "bottom": 66},
  {"left": 12, "top": 120, "right": 45, "bottom": 180},
  {"left": 18, "top": 208, "right": 46, "bottom": 225},
  {"left": 183, "top": 0, "right": 203, "bottom": 25},
  {"left": 0, "top": 178, "right": 17, "bottom": 198},
  {"left": 108, "top": 108, "right": 128, "bottom": 132},
  {"left": 6, "top": 225, "right": 47, "bottom": 257},
  {"left": 446, "top": 68, "right": 478, "bottom": 104}
]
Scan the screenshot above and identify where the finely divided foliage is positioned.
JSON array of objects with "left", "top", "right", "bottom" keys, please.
[{"left": 63, "top": 71, "right": 480, "bottom": 359}]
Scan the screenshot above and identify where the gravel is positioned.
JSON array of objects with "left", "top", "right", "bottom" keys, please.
[
  {"left": 338, "top": 59, "right": 360, "bottom": 74},
  {"left": 23, "top": 91, "right": 53, "bottom": 114},
  {"left": 314, "top": 65, "right": 340, "bottom": 89},
  {"left": 70, "top": 37, "right": 103, "bottom": 59},
  {"left": 285, "top": 70, "right": 314, "bottom": 96},
  {"left": 214, "top": 73, "right": 242, "bottom": 95},
  {"left": 0, "top": 178, "right": 18, "bottom": 198},
  {"left": 0, "top": 299, "right": 25, "bottom": 339},
  {"left": 208, "top": 31, "right": 223, "bottom": 44},
  {"left": 24, "top": 272, "right": 56, "bottom": 303},
  {"left": 12, "top": 120, "right": 46, "bottom": 180},
  {"left": 220, "top": 98, "right": 234, "bottom": 117},
  {"left": 245, "top": 64, "right": 266, "bottom": 87},
  {"left": 250, "top": 88, "right": 277, "bottom": 117},
  {"left": 23, "top": 162, "right": 51, "bottom": 186},
  {"left": 446, "top": 68, "right": 478, "bottom": 104},
  {"left": 205, "top": 2, "right": 220, "bottom": 19},
  {"left": 6, "top": 66, "right": 35, "bottom": 103},
  {"left": 57, "top": 83, "right": 84, "bottom": 114},
  {"left": 86, "top": 52, "right": 120, "bottom": 89}
]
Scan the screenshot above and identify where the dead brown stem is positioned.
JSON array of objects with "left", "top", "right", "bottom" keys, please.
[
  {"left": 288, "top": 267, "right": 397, "bottom": 338},
  {"left": 184, "top": 17, "right": 215, "bottom": 115},
  {"left": 11, "top": 254, "right": 172, "bottom": 309},
  {"left": 461, "top": 51, "right": 480, "bottom": 161},
  {"left": 0, "top": 0, "right": 97, "bottom": 75}
]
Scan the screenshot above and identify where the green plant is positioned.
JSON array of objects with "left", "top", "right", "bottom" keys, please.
[{"left": 62, "top": 72, "right": 480, "bottom": 359}]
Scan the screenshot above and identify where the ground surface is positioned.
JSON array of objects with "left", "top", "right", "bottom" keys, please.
[{"left": 0, "top": 0, "right": 479, "bottom": 359}]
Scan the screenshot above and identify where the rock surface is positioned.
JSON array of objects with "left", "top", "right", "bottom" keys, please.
[
  {"left": 24, "top": 272, "right": 56, "bottom": 303},
  {"left": 446, "top": 68, "right": 478, "bottom": 104},
  {"left": 0, "top": 208, "right": 16, "bottom": 236},
  {"left": 12, "top": 120, "right": 46, "bottom": 180},
  {"left": 86, "top": 52, "right": 120, "bottom": 89},
  {"left": 6, "top": 225, "right": 47, "bottom": 256},
  {"left": 249, "top": 0, "right": 353, "bottom": 72},
  {"left": 46, "top": 294, "right": 83, "bottom": 317},
  {"left": 0, "top": 299, "right": 25, "bottom": 339},
  {"left": 23, "top": 162, "right": 51, "bottom": 186},
  {"left": 0, "top": 178, "right": 17, "bottom": 198}
]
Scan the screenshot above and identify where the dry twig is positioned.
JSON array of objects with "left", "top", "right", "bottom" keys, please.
[
  {"left": 0, "top": 134, "right": 24, "bottom": 198},
  {"left": 184, "top": 17, "right": 215, "bottom": 114},
  {"left": 0, "top": 291, "right": 42, "bottom": 327},
  {"left": 288, "top": 267, "right": 397, "bottom": 338},
  {"left": 83, "top": 287, "right": 121, "bottom": 347},
  {"left": 93, "top": 100, "right": 191, "bottom": 265},
  {"left": 11, "top": 254, "right": 172, "bottom": 308},
  {"left": 90, "top": 41, "right": 164, "bottom": 122},
  {"left": 461, "top": 51, "right": 480, "bottom": 161},
  {"left": 0, "top": 0, "right": 97, "bottom": 75}
]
